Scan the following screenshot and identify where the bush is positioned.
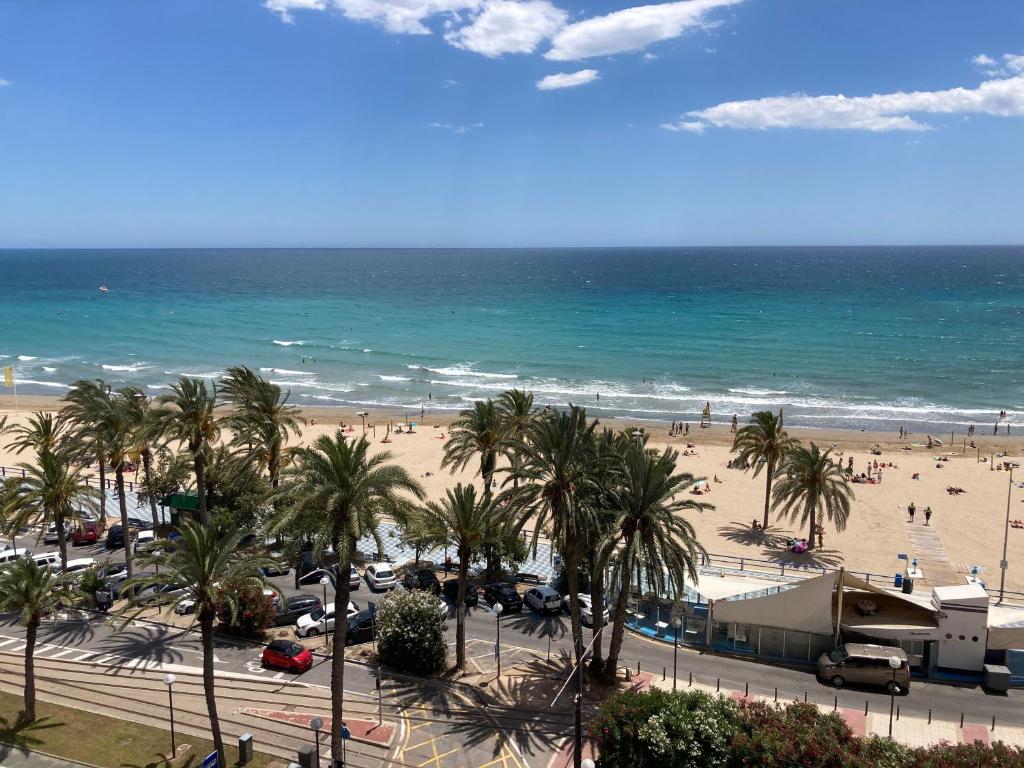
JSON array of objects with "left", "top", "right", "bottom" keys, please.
[
  {"left": 908, "top": 741, "right": 1024, "bottom": 768},
  {"left": 216, "top": 581, "right": 275, "bottom": 638},
  {"left": 593, "top": 689, "right": 739, "bottom": 768},
  {"left": 376, "top": 588, "right": 446, "bottom": 675}
]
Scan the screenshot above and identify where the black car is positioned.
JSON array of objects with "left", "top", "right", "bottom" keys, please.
[
  {"left": 298, "top": 568, "right": 336, "bottom": 588},
  {"left": 126, "top": 517, "right": 153, "bottom": 530},
  {"left": 274, "top": 594, "right": 323, "bottom": 626},
  {"left": 403, "top": 569, "right": 441, "bottom": 594},
  {"left": 259, "top": 562, "right": 291, "bottom": 578},
  {"left": 345, "top": 609, "right": 376, "bottom": 646},
  {"left": 441, "top": 579, "right": 478, "bottom": 607},
  {"left": 483, "top": 583, "right": 522, "bottom": 613},
  {"left": 106, "top": 525, "right": 126, "bottom": 549}
]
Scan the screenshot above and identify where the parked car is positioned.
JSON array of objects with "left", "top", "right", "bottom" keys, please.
[
  {"left": 365, "top": 563, "right": 397, "bottom": 591},
  {"left": 295, "top": 601, "right": 359, "bottom": 638},
  {"left": 137, "top": 582, "right": 190, "bottom": 603},
  {"left": 31, "top": 552, "right": 61, "bottom": 570},
  {"left": 441, "top": 579, "right": 478, "bottom": 607},
  {"left": 134, "top": 529, "right": 158, "bottom": 553},
  {"left": 258, "top": 562, "right": 291, "bottom": 578},
  {"left": 72, "top": 521, "right": 100, "bottom": 545},
  {"left": 64, "top": 557, "right": 97, "bottom": 578},
  {"left": 403, "top": 568, "right": 441, "bottom": 594},
  {"left": 345, "top": 609, "right": 377, "bottom": 646},
  {"left": 817, "top": 643, "right": 909, "bottom": 694},
  {"left": 262, "top": 639, "right": 313, "bottom": 673},
  {"left": 524, "top": 586, "right": 562, "bottom": 615},
  {"left": 434, "top": 596, "right": 450, "bottom": 621},
  {"left": 44, "top": 521, "right": 71, "bottom": 545},
  {"left": 111, "top": 572, "right": 155, "bottom": 600},
  {"left": 274, "top": 594, "right": 323, "bottom": 626},
  {"left": 327, "top": 563, "right": 361, "bottom": 590},
  {"left": 127, "top": 517, "right": 153, "bottom": 530},
  {"left": 483, "top": 583, "right": 522, "bottom": 613},
  {"left": 174, "top": 599, "right": 197, "bottom": 615},
  {"left": 298, "top": 568, "right": 336, "bottom": 588},
  {"left": 106, "top": 525, "right": 126, "bottom": 549},
  {"left": 0, "top": 550, "right": 29, "bottom": 567},
  {"left": 563, "top": 593, "right": 610, "bottom": 627},
  {"left": 98, "top": 561, "right": 129, "bottom": 584}
]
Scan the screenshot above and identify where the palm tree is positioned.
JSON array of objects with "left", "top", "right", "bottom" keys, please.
[
  {"left": 64, "top": 380, "right": 138, "bottom": 575},
  {"left": 121, "top": 386, "right": 167, "bottom": 524},
  {"left": 772, "top": 443, "right": 854, "bottom": 550},
  {"left": 10, "top": 451, "right": 100, "bottom": 571},
  {"left": 272, "top": 433, "right": 423, "bottom": 768},
  {"left": 419, "top": 483, "right": 501, "bottom": 672},
  {"left": 443, "top": 399, "right": 503, "bottom": 496},
  {"left": 504, "top": 405, "right": 599, "bottom": 666},
  {"left": 0, "top": 558, "right": 67, "bottom": 722},
  {"left": 496, "top": 389, "right": 539, "bottom": 489},
  {"left": 220, "top": 366, "right": 302, "bottom": 488},
  {"left": 598, "top": 442, "right": 709, "bottom": 681},
  {"left": 5, "top": 411, "right": 70, "bottom": 458},
  {"left": 156, "top": 377, "right": 220, "bottom": 525},
  {"left": 731, "top": 410, "right": 797, "bottom": 529},
  {"left": 120, "top": 520, "right": 279, "bottom": 768}
]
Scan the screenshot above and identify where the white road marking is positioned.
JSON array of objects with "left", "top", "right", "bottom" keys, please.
[{"left": 0, "top": 639, "right": 19, "bottom": 649}]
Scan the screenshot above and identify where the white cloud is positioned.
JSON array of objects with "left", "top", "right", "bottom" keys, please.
[
  {"left": 660, "top": 119, "right": 705, "bottom": 133},
  {"left": 544, "top": 0, "right": 741, "bottom": 61},
  {"left": 971, "top": 51, "right": 1024, "bottom": 77},
  {"left": 536, "top": 68, "right": 600, "bottom": 90},
  {"left": 1005, "top": 53, "right": 1024, "bottom": 74},
  {"left": 265, "top": 0, "right": 480, "bottom": 35},
  {"left": 972, "top": 53, "right": 996, "bottom": 68},
  {"left": 445, "top": 0, "right": 566, "bottom": 57},
  {"left": 642, "top": 51, "right": 657, "bottom": 61},
  {"left": 674, "top": 73, "right": 1024, "bottom": 133},
  {"left": 0, "top": 79, "right": 10, "bottom": 87},
  {"left": 429, "top": 121, "right": 484, "bottom": 133}
]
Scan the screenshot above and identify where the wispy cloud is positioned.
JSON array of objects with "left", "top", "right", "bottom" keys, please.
[
  {"left": 668, "top": 66, "right": 1024, "bottom": 133},
  {"left": 660, "top": 120, "right": 705, "bottom": 133},
  {"left": 544, "top": 0, "right": 741, "bottom": 61},
  {"left": 536, "top": 68, "right": 599, "bottom": 90},
  {"left": 441, "top": 78, "right": 460, "bottom": 88},
  {"left": 972, "top": 51, "right": 1024, "bottom": 77},
  {"left": 0, "top": 78, "right": 11, "bottom": 87},
  {"left": 265, "top": 0, "right": 478, "bottom": 35},
  {"left": 429, "top": 121, "right": 485, "bottom": 133},
  {"left": 445, "top": 0, "right": 566, "bottom": 57}
]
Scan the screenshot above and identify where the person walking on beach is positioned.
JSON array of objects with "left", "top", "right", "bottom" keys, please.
[
  {"left": 924, "top": 506, "right": 932, "bottom": 526},
  {"left": 731, "top": 414, "right": 738, "bottom": 433},
  {"left": 908, "top": 502, "right": 916, "bottom": 523},
  {"left": 995, "top": 423, "right": 1000, "bottom": 435}
]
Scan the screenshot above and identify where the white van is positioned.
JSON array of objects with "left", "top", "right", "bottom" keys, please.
[
  {"left": 64, "top": 557, "right": 97, "bottom": 575},
  {"left": 0, "top": 549, "right": 29, "bottom": 567},
  {"left": 31, "top": 552, "right": 62, "bottom": 569}
]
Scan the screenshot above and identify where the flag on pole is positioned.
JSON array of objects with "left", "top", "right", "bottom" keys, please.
[{"left": 2, "top": 366, "right": 13, "bottom": 388}]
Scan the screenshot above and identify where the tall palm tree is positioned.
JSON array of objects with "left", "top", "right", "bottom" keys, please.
[
  {"left": 64, "top": 380, "right": 138, "bottom": 575},
  {"left": 0, "top": 477, "right": 23, "bottom": 554},
  {"left": 598, "top": 442, "right": 709, "bottom": 681},
  {"left": 731, "top": 410, "right": 798, "bottom": 529},
  {"left": 156, "top": 377, "right": 220, "bottom": 525},
  {"left": 0, "top": 558, "right": 67, "bottom": 722},
  {"left": 419, "top": 483, "right": 501, "bottom": 672},
  {"left": 120, "top": 520, "right": 279, "bottom": 768},
  {"left": 504, "top": 405, "right": 599, "bottom": 666},
  {"left": 772, "top": 443, "right": 854, "bottom": 550},
  {"left": 220, "top": 365, "right": 302, "bottom": 488},
  {"left": 5, "top": 411, "right": 70, "bottom": 458},
  {"left": 10, "top": 452, "right": 100, "bottom": 571},
  {"left": 272, "top": 433, "right": 423, "bottom": 768},
  {"left": 121, "top": 386, "right": 167, "bottom": 524},
  {"left": 443, "top": 399, "right": 503, "bottom": 496},
  {"left": 496, "top": 389, "right": 539, "bottom": 489}
]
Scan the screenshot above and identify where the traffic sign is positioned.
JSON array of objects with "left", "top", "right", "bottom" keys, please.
[
  {"left": 341, "top": 723, "right": 352, "bottom": 740},
  {"left": 201, "top": 751, "right": 219, "bottom": 768}
]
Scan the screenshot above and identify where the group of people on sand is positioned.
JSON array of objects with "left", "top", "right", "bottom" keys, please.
[
  {"left": 669, "top": 421, "right": 690, "bottom": 437},
  {"left": 906, "top": 502, "right": 933, "bottom": 525}
]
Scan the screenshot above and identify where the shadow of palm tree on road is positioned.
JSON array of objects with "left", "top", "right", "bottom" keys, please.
[
  {"left": 37, "top": 617, "right": 97, "bottom": 647},
  {"left": 717, "top": 523, "right": 790, "bottom": 549}
]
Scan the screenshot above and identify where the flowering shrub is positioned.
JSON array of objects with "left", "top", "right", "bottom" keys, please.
[
  {"left": 908, "top": 741, "right": 1024, "bottom": 768},
  {"left": 216, "top": 581, "right": 275, "bottom": 638},
  {"left": 376, "top": 588, "right": 446, "bottom": 675},
  {"left": 593, "top": 689, "right": 739, "bottom": 768}
]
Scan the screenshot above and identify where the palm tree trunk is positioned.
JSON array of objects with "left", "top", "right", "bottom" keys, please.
[
  {"left": 762, "top": 460, "right": 774, "bottom": 529},
  {"left": 141, "top": 448, "right": 159, "bottom": 522},
  {"left": 565, "top": 551, "right": 584, "bottom": 667},
  {"left": 200, "top": 614, "right": 226, "bottom": 767},
  {"left": 455, "top": 545, "right": 469, "bottom": 672},
  {"left": 194, "top": 451, "right": 209, "bottom": 525},
  {"left": 588, "top": 565, "right": 605, "bottom": 675},
  {"left": 602, "top": 550, "right": 634, "bottom": 682},
  {"left": 23, "top": 617, "right": 38, "bottom": 722},
  {"left": 97, "top": 459, "right": 107, "bottom": 524},
  {"left": 807, "top": 504, "right": 817, "bottom": 550},
  {"left": 331, "top": 533, "right": 354, "bottom": 767},
  {"left": 116, "top": 466, "right": 133, "bottom": 579}
]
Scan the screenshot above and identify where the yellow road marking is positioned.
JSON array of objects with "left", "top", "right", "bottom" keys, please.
[{"left": 418, "top": 746, "right": 461, "bottom": 767}]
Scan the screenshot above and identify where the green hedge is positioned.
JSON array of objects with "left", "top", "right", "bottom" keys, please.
[
  {"left": 376, "top": 588, "right": 447, "bottom": 675},
  {"left": 592, "top": 690, "right": 1024, "bottom": 768}
]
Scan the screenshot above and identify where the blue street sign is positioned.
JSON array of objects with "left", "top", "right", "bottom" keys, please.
[
  {"left": 341, "top": 724, "right": 352, "bottom": 740},
  {"left": 897, "top": 553, "right": 909, "bottom": 561},
  {"left": 201, "top": 751, "right": 218, "bottom": 768}
]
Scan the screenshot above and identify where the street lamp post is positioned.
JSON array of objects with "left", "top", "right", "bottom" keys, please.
[
  {"left": 494, "top": 603, "right": 504, "bottom": 677},
  {"left": 671, "top": 617, "right": 682, "bottom": 691},
  {"left": 887, "top": 656, "right": 901, "bottom": 737},
  {"left": 310, "top": 716, "right": 323, "bottom": 767},
  {"left": 320, "top": 575, "right": 331, "bottom": 650},
  {"left": 999, "top": 467, "right": 1014, "bottom": 603},
  {"left": 163, "top": 673, "right": 177, "bottom": 756}
]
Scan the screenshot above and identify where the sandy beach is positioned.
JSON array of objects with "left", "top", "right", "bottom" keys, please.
[{"left": 2, "top": 394, "right": 1022, "bottom": 593}]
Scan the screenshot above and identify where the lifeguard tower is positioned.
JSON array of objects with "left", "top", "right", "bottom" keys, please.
[{"left": 700, "top": 402, "right": 711, "bottom": 428}]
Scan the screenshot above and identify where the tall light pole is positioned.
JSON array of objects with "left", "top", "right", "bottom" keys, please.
[
  {"left": 320, "top": 575, "right": 332, "bottom": 650},
  {"left": 999, "top": 467, "right": 1014, "bottom": 603},
  {"left": 494, "top": 602, "right": 503, "bottom": 677},
  {"left": 671, "top": 617, "right": 681, "bottom": 691},
  {"left": 163, "top": 673, "right": 177, "bottom": 756},
  {"left": 310, "top": 716, "right": 323, "bottom": 767},
  {"left": 887, "top": 656, "right": 901, "bottom": 737}
]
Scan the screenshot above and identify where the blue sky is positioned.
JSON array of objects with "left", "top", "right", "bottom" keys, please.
[{"left": 0, "top": 0, "right": 1022, "bottom": 247}]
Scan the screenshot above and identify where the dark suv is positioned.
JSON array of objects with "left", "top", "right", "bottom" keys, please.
[
  {"left": 483, "top": 583, "right": 522, "bottom": 613},
  {"left": 106, "top": 525, "right": 126, "bottom": 549},
  {"left": 403, "top": 569, "right": 441, "bottom": 594},
  {"left": 346, "top": 609, "right": 377, "bottom": 646},
  {"left": 441, "top": 579, "right": 478, "bottom": 607},
  {"left": 274, "top": 594, "right": 323, "bottom": 626}
]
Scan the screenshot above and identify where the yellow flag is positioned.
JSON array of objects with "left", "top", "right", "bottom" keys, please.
[{"left": 2, "top": 366, "right": 13, "bottom": 388}]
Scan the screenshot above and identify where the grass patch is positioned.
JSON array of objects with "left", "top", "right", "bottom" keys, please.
[{"left": 0, "top": 690, "right": 283, "bottom": 768}]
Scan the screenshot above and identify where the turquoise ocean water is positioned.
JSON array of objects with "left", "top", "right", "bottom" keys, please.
[{"left": 1, "top": 247, "right": 1021, "bottom": 432}]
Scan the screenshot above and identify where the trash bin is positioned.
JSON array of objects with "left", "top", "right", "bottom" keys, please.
[
  {"left": 902, "top": 578, "right": 914, "bottom": 594},
  {"left": 984, "top": 664, "right": 1011, "bottom": 693},
  {"left": 894, "top": 573, "right": 904, "bottom": 588}
]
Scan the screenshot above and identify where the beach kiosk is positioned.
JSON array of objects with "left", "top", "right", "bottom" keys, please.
[{"left": 160, "top": 491, "right": 200, "bottom": 527}]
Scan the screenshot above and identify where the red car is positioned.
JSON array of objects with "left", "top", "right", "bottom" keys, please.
[
  {"left": 73, "top": 523, "right": 99, "bottom": 545},
  {"left": 261, "top": 640, "right": 314, "bottom": 673}
]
